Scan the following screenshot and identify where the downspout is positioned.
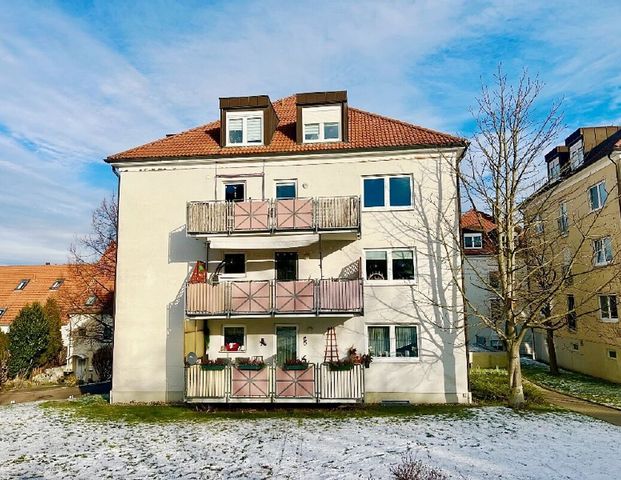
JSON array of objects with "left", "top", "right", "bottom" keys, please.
[
  {"left": 110, "top": 165, "right": 120, "bottom": 402},
  {"left": 607, "top": 152, "right": 621, "bottom": 219}
]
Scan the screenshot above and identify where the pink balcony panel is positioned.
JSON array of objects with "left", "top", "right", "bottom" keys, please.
[
  {"left": 275, "top": 198, "right": 313, "bottom": 230},
  {"left": 275, "top": 366, "right": 316, "bottom": 398},
  {"left": 275, "top": 280, "right": 315, "bottom": 313},
  {"left": 230, "top": 281, "right": 271, "bottom": 314},
  {"left": 231, "top": 367, "right": 270, "bottom": 398},
  {"left": 319, "top": 279, "right": 363, "bottom": 312},
  {"left": 232, "top": 200, "right": 270, "bottom": 231}
]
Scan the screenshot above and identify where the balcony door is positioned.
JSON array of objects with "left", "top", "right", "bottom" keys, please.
[
  {"left": 275, "top": 252, "right": 298, "bottom": 281},
  {"left": 276, "top": 326, "right": 298, "bottom": 364}
]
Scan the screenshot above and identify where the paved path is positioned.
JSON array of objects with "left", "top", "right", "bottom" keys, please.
[
  {"left": 0, "top": 385, "right": 81, "bottom": 405},
  {"left": 534, "top": 384, "right": 621, "bottom": 427}
]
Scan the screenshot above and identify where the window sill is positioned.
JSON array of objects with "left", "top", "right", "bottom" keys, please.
[
  {"left": 225, "top": 142, "right": 264, "bottom": 148},
  {"left": 362, "top": 206, "right": 414, "bottom": 212},
  {"left": 219, "top": 348, "right": 247, "bottom": 353},
  {"left": 219, "top": 274, "right": 247, "bottom": 280},
  {"left": 593, "top": 262, "right": 613, "bottom": 268},
  {"left": 365, "top": 280, "right": 416, "bottom": 286},
  {"left": 303, "top": 138, "right": 342, "bottom": 144},
  {"left": 600, "top": 318, "right": 619, "bottom": 323},
  {"left": 372, "top": 357, "right": 420, "bottom": 363}
]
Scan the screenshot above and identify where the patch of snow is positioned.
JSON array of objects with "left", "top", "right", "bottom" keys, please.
[{"left": 0, "top": 403, "right": 618, "bottom": 479}]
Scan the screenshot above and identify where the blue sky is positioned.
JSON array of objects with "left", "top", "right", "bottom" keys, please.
[{"left": 1, "top": 0, "right": 620, "bottom": 264}]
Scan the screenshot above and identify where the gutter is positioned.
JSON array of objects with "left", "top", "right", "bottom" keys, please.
[{"left": 607, "top": 152, "right": 621, "bottom": 220}]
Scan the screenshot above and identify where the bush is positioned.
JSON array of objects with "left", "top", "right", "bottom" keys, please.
[
  {"left": 92, "top": 345, "right": 113, "bottom": 381},
  {"left": 470, "top": 367, "right": 544, "bottom": 404},
  {"left": 0, "top": 331, "right": 9, "bottom": 387},
  {"left": 390, "top": 455, "right": 448, "bottom": 480},
  {"left": 8, "top": 303, "right": 50, "bottom": 378},
  {"left": 41, "top": 298, "right": 63, "bottom": 367}
]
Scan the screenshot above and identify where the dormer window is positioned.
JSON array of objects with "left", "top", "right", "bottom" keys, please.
[
  {"left": 15, "top": 279, "right": 30, "bottom": 290},
  {"left": 226, "top": 111, "right": 263, "bottom": 146},
  {"left": 302, "top": 106, "right": 342, "bottom": 143},
  {"left": 464, "top": 233, "right": 483, "bottom": 249},
  {"left": 50, "top": 279, "right": 64, "bottom": 290},
  {"left": 0, "top": 308, "right": 5, "bottom": 318},
  {"left": 85, "top": 295, "right": 97, "bottom": 306},
  {"left": 548, "top": 158, "right": 560, "bottom": 181},
  {"left": 569, "top": 141, "right": 584, "bottom": 170}
]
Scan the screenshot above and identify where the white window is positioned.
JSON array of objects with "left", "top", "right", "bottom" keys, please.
[
  {"left": 223, "top": 326, "right": 246, "bottom": 351},
  {"left": 362, "top": 175, "right": 413, "bottom": 209},
  {"left": 365, "top": 249, "right": 415, "bottom": 282},
  {"left": 301, "top": 105, "right": 342, "bottom": 143},
  {"left": 593, "top": 237, "right": 613, "bottom": 266},
  {"left": 85, "top": 295, "right": 97, "bottom": 306},
  {"left": 599, "top": 295, "right": 618, "bottom": 322},
  {"left": 463, "top": 233, "right": 483, "bottom": 249},
  {"left": 533, "top": 215, "right": 544, "bottom": 234},
  {"left": 588, "top": 181, "right": 607, "bottom": 211},
  {"left": 50, "top": 279, "right": 64, "bottom": 290},
  {"left": 367, "top": 325, "right": 418, "bottom": 359},
  {"left": 222, "top": 253, "right": 246, "bottom": 277},
  {"left": 548, "top": 158, "right": 560, "bottom": 181},
  {"left": 558, "top": 202, "right": 569, "bottom": 235},
  {"left": 569, "top": 141, "right": 584, "bottom": 170},
  {"left": 275, "top": 180, "right": 297, "bottom": 199},
  {"left": 226, "top": 111, "right": 263, "bottom": 146},
  {"left": 15, "top": 279, "right": 29, "bottom": 290}
]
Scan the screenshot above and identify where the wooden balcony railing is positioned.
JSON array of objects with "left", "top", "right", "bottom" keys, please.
[
  {"left": 186, "top": 278, "right": 363, "bottom": 317},
  {"left": 184, "top": 363, "right": 364, "bottom": 403},
  {"left": 187, "top": 196, "right": 360, "bottom": 235}
]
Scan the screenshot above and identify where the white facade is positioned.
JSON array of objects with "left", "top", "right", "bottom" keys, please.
[
  {"left": 110, "top": 147, "right": 469, "bottom": 404},
  {"left": 61, "top": 314, "right": 113, "bottom": 382}
]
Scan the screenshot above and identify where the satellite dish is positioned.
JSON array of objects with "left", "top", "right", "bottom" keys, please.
[{"left": 186, "top": 352, "right": 198, "bottom": 365}]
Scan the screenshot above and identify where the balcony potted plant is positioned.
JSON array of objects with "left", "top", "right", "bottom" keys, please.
[
  {"left": 283, "top": 356, "right": 309, "bottom": 370},
  {"left": 327, "top": 358, "right": 354, "bottom": 371},
  {"left": 236, "top": 357, "right": 266, "bottom": 371},
  {"left": 360, "top": 353, "right": 372, "bottom": 368},
  {"left": 200, "top": 357, "right": 227, "bottom": 371}
]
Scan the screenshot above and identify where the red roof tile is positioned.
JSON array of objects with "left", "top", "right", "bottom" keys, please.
[{"left": 107, "top": 95, "right": 466, "bottom": 161}]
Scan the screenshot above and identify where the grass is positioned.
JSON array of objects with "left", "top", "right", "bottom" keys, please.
[
  {"left": 469, "top": 367, "right": 546, "bottom": 407},
  {"left": 41, "top": 394, "right": 478, "bottom": 424},
  {"left": 521, "top": 360, "right": 621, "bottom": 409}
]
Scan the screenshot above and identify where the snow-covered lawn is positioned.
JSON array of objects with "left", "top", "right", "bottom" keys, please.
[{"left": 0, "top": 403, "right": 618, "bottom": 479}]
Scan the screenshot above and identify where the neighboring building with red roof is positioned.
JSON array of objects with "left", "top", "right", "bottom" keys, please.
[{"left": 107, "top": 90, "right": 470, "bottom": 404}]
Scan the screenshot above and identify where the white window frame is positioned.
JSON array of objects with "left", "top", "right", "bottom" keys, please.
[
  {"left": 302, "top": 105, "right": 342, "bottom": 143},
  {"left": 361, "top": 175, "right": 414, "bottom": 211},
  {"left": 570, "top": 142, "right": 584, "bottom": 170},
  {"left": 363, "top": 248, "right": 417, "bottom": 284},
  {"left": 588, "top": 181, "right": 607, "bottom": 212},
  {"left": 558, "top": 202, "right": 569, "bottom": 236},
  {"left": 463, "top": 233, "right": 483, "bottom": 249},
  {"left": 220, "top": 253, "right": 247, "bottom": 279},
  {"left": 593, "top": 237, "right": 613, "bottom": 267},
  {"left": 533, "top": 215, "right": 544, "bottom": 235},
  {"left": 226, "top": 111, "right": 264, "bottom": 147},
  {"left": 367, "top": 324, "right": 420, "bottom": 362},
  {"left": 222, "top": 181, "right": 246, "bottom": 202},
  {"left": 274, "top": 179, "right": 297, "bottom": 199},
  {"left": 608, "top": 350, "right": 618, "bottom": 360},
  {"left": 15, "top": 279, "right": 29, "bottom": 290},
  {"left": 50, "top": 279, "right": 64, "bottom": 290},
  {"left": 548, "top": 158, "right": 560, "bottom": 181},
  {"left": 222, "top": 325, "right": 247, "bottom": 352},
  {"left": 599, "top": 295, "right": 619, "bottom": 323}
]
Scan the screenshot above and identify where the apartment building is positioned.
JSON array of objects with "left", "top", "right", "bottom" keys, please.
[
  {"left": 106, "top": 91, "right": 470, "bottom": 404},
  {"left": 524, "top": 126, "right": 621, "bottom": 383}
]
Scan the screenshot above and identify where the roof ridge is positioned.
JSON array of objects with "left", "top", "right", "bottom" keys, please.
[{"left": 349, "top": 106, "right": 466, "bottom": 144}]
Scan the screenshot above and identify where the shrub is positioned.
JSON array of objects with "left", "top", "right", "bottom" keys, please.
[
  {"left": 40, "top": 298, "right": 63, "bottom": 367},
  {"left": 390, "top": 454, "right": 449, "bottom": 480},
  {"left": 92, "top": 345, "right": 113, "bottom": 381},
  {"left": 0, "top": 331, "right": 9, "bottom": 387},
  {"left": 8, "top": 303, "right": 50, "bottom": 378}
]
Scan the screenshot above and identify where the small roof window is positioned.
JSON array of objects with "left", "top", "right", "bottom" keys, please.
[
  {"left": 50, "top": 279, "right": 64, "bottom": 290},
  {"left": 0, "top": 308, "right": 6, "bottom": 317},
  {"left": 15, "top": 279, "right": 30, "bottom": 291},
  {"left": 85, "top": 295, "right": 97, "bottom": 306}
]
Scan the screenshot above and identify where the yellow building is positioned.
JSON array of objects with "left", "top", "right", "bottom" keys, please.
[{"left": 525, "top": 127, "right": 621, "bottom": 383}]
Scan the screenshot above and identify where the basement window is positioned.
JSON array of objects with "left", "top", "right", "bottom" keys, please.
[
  {"left": 609, "top": 350, "right": 617, "bottom": 360},
  {"left": 15, "top": 279, "right": 30, "bottom": 290}
]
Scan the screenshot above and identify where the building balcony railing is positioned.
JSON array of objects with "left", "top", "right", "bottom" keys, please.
[
  {"left": 184, "top": 363, "right": 364, "bottom": 403},
  {"left": 186, "top": 278, "right": 363, "bottom": 317},
  {"left": 186, "top": 196, "right": 360, "bottom": 235}
]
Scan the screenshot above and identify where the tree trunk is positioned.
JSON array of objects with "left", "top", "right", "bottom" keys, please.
[
  {"left": 546, "top": 329, "right": 560, "bottom": 376},
  {"left": 507, "top": 342, "right": 525, "bottom": 408}
]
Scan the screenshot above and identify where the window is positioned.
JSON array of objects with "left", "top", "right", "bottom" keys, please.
[
  {"left": 15, "top": 279, "right": 30, "bottom": 290},
  {"left": 599, "top": 295, "right": 618, "bottom": 322},
  {"left": 572, "top": 343, "right": 580, "bottom": 351},
  {"left": 558, "top": 202, "right": 569, "bottom": 235},
  {"left": 588, "top": 181, "right": 607, "bottom": 211},
  {"left": 567, "top": 295, "right": 576, "bottom": 331},
  {"left": 548, "top": 158, "right": 561, "bottom": 181},
  {"left": 533, "top": 215, "right": 544, "bottom": 235},
  {"left": 223, "top": 326, "right": 245, "bottom": 351},
  {"left": 301, "top": 105, "right": 342, "bottom": 143},
  {"left": 324, "top": 122, "right": 339, "bottom": 140},
  {"left": 368, "top": 325, "right": 419, "bottom": 358},
  {"left": 226, "top": 112, "right": 263, "bottom": 146},
  {"left": 362, "top": 175, "right": 412, "bottom": 209},
  {"left": 223, "top": 253, "right": 246, "bottom": 275},
  {"left": 463, "top": 233, "right": 483, "bottom": 249},
  {"left": 225, "top": 183, "right": 245, "bottom": 202},
  {"left": 490, "top": 299, "right": 503, "bottom": 323},
  {"left": 0, "top": 308, "right": 5, "bottom": 318},
  {"left": 50, "top": 279, "right": 64, "bottom": 290},
  {"left": 609, "top": 350, "right": 618, "bottom": 360},
  {"left": 85, "top": 295, "right": 97, "bottom": 306},
  {"left": 304, "top": 123, "right": 320, "bottom": 141},
  {"left": 275, "top": 252, "right": 298, "bottom": 281},
  {"left": 365, "top": 249, "right": 415, "bottom": 281},
  {"left": 563, "top": 248, "right": 573, "bottom": 285},
  {"left": 593, "top": 237, "right": 613, "bottom": 266},
  {"left": 475, "top": 335, "right": 487, "bottom": 346},
  {"left": 103, "top": 325, "right": 113, "bottom": 341},
  {"left": 570, "top": 142, "right": 584, "bottom": 170},
  {"left": 275, "top": 181, "right": 296, "bottom": 199}
]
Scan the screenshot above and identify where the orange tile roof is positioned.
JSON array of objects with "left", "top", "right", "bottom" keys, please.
[
  {"left": 107, "top": 95, "right": 466, "bottom": 161},
  {"left": 460, "top": 209, "right": 497, "bottom": 256}
]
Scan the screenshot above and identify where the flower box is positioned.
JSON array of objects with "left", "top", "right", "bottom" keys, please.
[
  {"left": 236, "top": 364, "right": 265, "bottom": 371},
  {"left": 328, "top": 363, "right": 354, "bottom": 371},
  {"left": 283, "top": 364, "right": 309, "bottom": 371},
  {"left": 201, "top": 364, "right": 226, "bottom": 371}
]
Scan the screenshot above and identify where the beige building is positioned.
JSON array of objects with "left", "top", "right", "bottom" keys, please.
[
  {"left": 525, "top": 127, "right": 621, "bottom": 383},
  {"left": 106, "top": 91, "right": 470, "bottom": 404}
]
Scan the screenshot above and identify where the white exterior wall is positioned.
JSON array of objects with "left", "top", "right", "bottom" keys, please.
[
  {"left": 62, "top": 314, "right": 113, "bottom": 382},
  {"left": 111, "top": 148, "right": 469, "bottom": 403}
]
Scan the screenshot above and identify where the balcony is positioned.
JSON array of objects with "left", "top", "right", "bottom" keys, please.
[
  {"left": 186, "top": 278, "right": 363, "bottom": 317},
  {"left": 184, "top": 363, "right": 364, "bottom": 403},
  {"left": 186, "top": 196, "right": 360, "bottom": 236}
]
